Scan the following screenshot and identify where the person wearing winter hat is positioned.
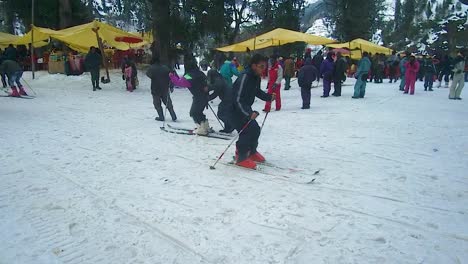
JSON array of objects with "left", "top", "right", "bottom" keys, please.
[
  {"left": 403, "top": 54, "right": 420, "bottom": 95},
  {"left": 449, "top": 50, "right": 466, "bottom": 100}
]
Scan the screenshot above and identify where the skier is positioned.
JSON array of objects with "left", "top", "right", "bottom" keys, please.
[
  {"left": 84, "top": 46, "right": 102, "bottom": 91},
  {"left": 403, "top": 54, "right": 420, "bottom": 95},
  {"left": 297, "top": 58, "right": 318, "bottom": 109},
  {"left": 263, "top": 55, "right": 283, "bottom": 111},
  {"left": 283, "top": 56, "right": 295, "bottom": 90},
  {"left": 0, "top": 59, "right": 27, "bottom": 97},
  {"left": 320, "top": 52, "right": 335, "bottom": 97},
  {"left": 352, "top": 51, "right": 371, "bottom": 99},
  {"left": 399, "top": 51, "right": 410, "bottom": 91},
  {"left": 422, "top": 56, "right": 437, "bottom": 91},
  {"left": 332, "top": 51, "right": 347, "bottom": 96},
  {"left": 232, "top": 54, "right": 275, "bottom": 169},
  {"left": 449, "top": 50, "right": 465, "bottom": 100},
  {"left": 146, "top": 55, "right": 177, "bottom": 121},
  {"left": 207, "top": 69, "right": 234, "bottom": 133},
  {"left": 170, "top": 55, "right": 211, "bottom": 135},
  {"left": 219, "top": 57, "right": 240, "bottom": 87}
]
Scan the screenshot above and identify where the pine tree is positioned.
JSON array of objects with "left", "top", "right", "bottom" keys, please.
[{"left": 394, "top": 0, "right": 402, "bottom": 30}]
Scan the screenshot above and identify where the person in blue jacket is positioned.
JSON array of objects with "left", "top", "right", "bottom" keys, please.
[{"left": 352, "top": 52, "right": 372, "bottom": 99}]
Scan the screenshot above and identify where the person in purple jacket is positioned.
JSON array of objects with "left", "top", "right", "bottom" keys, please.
[{"left": 320, "top": 52, "right": 335, "bottom": 97}]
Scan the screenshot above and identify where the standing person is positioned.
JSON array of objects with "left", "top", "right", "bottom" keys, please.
[
  {"left": 422, "top": 56, "right": 437, "bottom": 91},
  {"left": 207, "top": 69, "right": 234, "bottom": 133},
  {"left": 387, "top": 51, "right": 399, "bottom": 83},
  {"left": 0, "top": 59, "right": 27, "bottom": 97},
  {"left": 438, "top": 55, "right": 452, "bottom": 88},
  {"left": 312, "top": 50, "right": 323, "bottom": 83},
  {"left": 332, "top": 52, "right": 347, "bottom": 96},
  {"left": 283, "top": 56, "right": 295, "bottom": 90},
  {"left": 449, "top": 50, "right": 465, "bottom": 100},
  {"left": 121, "top": 55, "right": 138, "bottom": 90},
  {"left": 232, "top": 54, "right": 275, "bottom": 169},
  {"left": 146, "top": 55, "right": 177, "bottom": 122},
  {"left": 403, "top": 54, "right": 420, "bottom": 95},
  {"left": 0, "top": 49, "right": 7, "bottom": 88},
  {"left": 220, "top": 57, "right": 240, "bottom": 87},
  {"left": 352, "top": 52, "right": 371, "bottom": 99},
  {"left": 170, "top": 55, "right": 211, "bottom": 135},
  {"left": 84, "top": 46, "right": 102, "bottom": 91},
  {"left": 399, "top": 51, "right": 410, "bottom": 91},
  {"left": 319, "top": 52, "right": 335, "bottom": 98},
  {"left": 298, "top": 58, "right": 318, "bottom": 109},
  {"left": 263, "top": 55, "right": 283, "bottom": 111}
]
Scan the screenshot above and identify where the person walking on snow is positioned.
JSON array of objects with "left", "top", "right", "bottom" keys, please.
[
  {"left": 352, "top": 52, "right": 371, "bottom": 99},
  {"left": 84, "top": 46, "right": 102, "bottom": 91},
  {"left": 170, "top": 56, "right": 211, "bottom": 135},
  {"left": 146, "top": 54, "right": 177, "bottom": 122},
  {"left": 399, "top": 51, "right": 410, "bottom": 91},
  {"left": 220, "top": 57, "right": 240, "bottom": 87},
  {"left": 0, "top": 59, "right": 27, "bottom": 97},
  {"left": 297, "top": 58, "right": 318, "bottom": 109},
  {"left": 387, "top": 50, "right": 399, "bottom": 83},
  {"left": 283, "top": 56, "right": 295, "bottom": 90},
  {"left": 320, "top": 52, "right": 335, "bottom": 97},
  {"left": 449, "top": 50, "right": 465, "bottom": 100},
  {"left": 403, "top": 55, "right": 420, "bottom": 95},
  {"left": 232, "top": 54, "right": 275, "bottom": 169},
  {"left": 263, "top": 55, "right": 283, "bottom": 111},
  {"left": 422, "top": 56, "right": 437, "bottom": 91},
  {"left": 332, "top": 51, "right": 347, "bottom": 96}
]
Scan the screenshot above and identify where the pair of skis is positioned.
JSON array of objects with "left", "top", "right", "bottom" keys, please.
[
  {"left": 160, "top": 124, "right": 234, "bottom": 140},
  {"left": 0, "top": 94, "right": 35, "bottom": 99}
]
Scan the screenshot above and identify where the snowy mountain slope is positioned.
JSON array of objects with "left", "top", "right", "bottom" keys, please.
[{"left": 0, "top": 70, "right": 467, "bottom": 263}]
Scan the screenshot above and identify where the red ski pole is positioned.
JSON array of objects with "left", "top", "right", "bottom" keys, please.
[{"left": 209, "top": 119, "right": 252, "bottom": 170}]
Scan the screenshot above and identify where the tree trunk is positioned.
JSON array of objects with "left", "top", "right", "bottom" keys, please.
[
  {"left": 152, "top": 0, "right": 171, "bottom": 66},
  {"left": 58, "top": 0, "right": 72, "bottom": 29}
]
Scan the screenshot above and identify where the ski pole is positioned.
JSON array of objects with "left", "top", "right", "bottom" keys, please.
[
  {"left": 208, "top": 103, "right": 225, "bottom": 130},
  {"left": 21, "top": 77, "right": 37, "bottom": 96},
  {"left": 260, "top": 110, "right": 269, "bottom": 132},
  {"left": 161, "top": 87, "right": 170, "bottom": 129},
  {"left": 209, "top": 119, "right": 252, "bottom": 170}
]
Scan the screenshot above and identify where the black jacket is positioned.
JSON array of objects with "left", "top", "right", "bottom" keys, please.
[
  {"left": 231, "top": 68, "right": 272, "bottom": 124},
  {"left": 207, "top": 69, "right": 231, "bottom": 103},
  {"left": 84, "top": 52, "right": 102, "bottom": 71},
  {"left": 0, "top": 60, "right": 22, "bottom": 76},
  {"left": 185, "top": 69, "right": 208, "bottom": 98},
  {"left": 146, "top": 63, "right": 170, "bottom": 95},
  {"left": 298, "top": 62, "right": 318, "bottom": 88},
  {"left": 333, "top": 57, "right": 347, "bottom": 80},
  {"left": 4, "top": 46, "right": 17, "bottom": 61}
]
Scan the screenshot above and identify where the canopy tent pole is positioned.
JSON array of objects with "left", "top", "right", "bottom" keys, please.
[
  {"left": 360, "top": 44, "right": 363, "bottom": 57},
  {"left": 93, "top": 26, "right": 110, "bottom": 83},
  {"left": 31, "top": 0, "right": 35, "bottom": 79},
  {"left": 253, "top": 37, "right": 256, "bottom": 50}
]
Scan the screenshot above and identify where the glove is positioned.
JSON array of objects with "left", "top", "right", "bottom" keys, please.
[
  {"left": 251, "top": 111, "right": 259, "bottom": 120},
  {"left": 272, "top": 83, "right": 279, "bottom": 90},
  {"left": 122, "top": 74, "right": 125, "bottom": 81}
]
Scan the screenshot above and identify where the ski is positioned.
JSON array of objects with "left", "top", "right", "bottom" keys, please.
[
  {"left": 160, "top": 126, "right": 232, "bottom": 140},
  {"left": 0, "top": 95, "right": 35, "bottom": 99},
  {"left": 166, "top": 124, "right": 235, "bottom": 138}
]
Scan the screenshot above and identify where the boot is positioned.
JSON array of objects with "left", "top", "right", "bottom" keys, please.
[
  {"left": 10, "top": 86, "right": 20, "bottom": 97},
  {"left": 155, "top": 116, "right": 164, "bottom": 121},
  {"left": 194, "top": 120, "right": 209, "bottom": 135},
  {"left": 236, "top": 159, "right": 257, "bottom": 169},
  {"left": 18, "top": 86, "right": 28, "bottom": 96},
  {"left": 155, "top": 109, "right": 164, "bottom": 121},
  {"left": 169, "top": 109, "right": 177, "bottom": 121},
  {"left": 248, "top": 151, "right": 265, "bottom": 163},
  {"left": 429, "top": 88, "right": 433, "bottom": 91}
]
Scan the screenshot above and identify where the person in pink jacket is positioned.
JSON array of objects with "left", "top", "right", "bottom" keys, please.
[{"left": 403, "top": 55, "right": 420, "bottom": 95}]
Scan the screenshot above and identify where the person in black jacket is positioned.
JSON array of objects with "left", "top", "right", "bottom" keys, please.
[
  {"left": 4, "top": 44, "right": 17, "bottom": 61},
  {"left": 297, "top": 58, "right": 318, "bottom": 109},
  {"left": 332, "top": 52, "right": 347, "bottom": 96},
  {"left": 0, "top": 59, "right": 27, "bottom": 96},
  {"left": 231, "top": 54, "right": 275, "bottom": 169},
  {"left": 84, "top": 46, "right": 102, "bottom": 91},
  {"left": 146, "top": 54, "right": 177, "bottom": 121},
  {"left": 207, "top": 69, "right": 234, "bottom": 133}
]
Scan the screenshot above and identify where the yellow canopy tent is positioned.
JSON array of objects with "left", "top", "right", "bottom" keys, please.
[
  {"left": 0, "top": 32, "right": 20, "bottom": 48},
  {"left": 14, "top": 26, "right": 58, "bottom": 46},
  {"left": 327, "top": 38, "right": 393, "bottom": 59},
  {"left": 54, "top": 20, "right": 148, "bottom": 53},
  {"left": 217, "top": 28, "right": 336, "bottom": 52}
]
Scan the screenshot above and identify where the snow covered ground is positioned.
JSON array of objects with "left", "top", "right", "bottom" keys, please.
[{"left": 1, "top": 69, "right": 467, "bottom": 264}]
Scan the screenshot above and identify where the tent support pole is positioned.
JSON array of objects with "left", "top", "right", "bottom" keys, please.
[
  {"left": 93, "top": 27, "right": 110, "bottom": 82},
  {"left": 31, "top": 0, "right": 35, "bottom": 79}
]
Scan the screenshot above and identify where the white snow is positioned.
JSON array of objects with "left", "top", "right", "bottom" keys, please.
[{"left": 1, "top": 69, "right": 468, "bottom": 263}]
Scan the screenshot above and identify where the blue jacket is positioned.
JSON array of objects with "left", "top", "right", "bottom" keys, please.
[
  {"left": 399, "top": 57, "right": 408, "bottom": 77},
  {"left": 357, "top": 57, "right": 371, "bottom": 76}
]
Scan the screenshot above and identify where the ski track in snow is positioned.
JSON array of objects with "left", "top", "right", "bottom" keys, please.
[{"left": 1, "top": 70, "right": 467, "bottom": 263}]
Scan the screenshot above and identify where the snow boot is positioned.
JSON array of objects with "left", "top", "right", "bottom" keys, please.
[
  {"left": 236, "top": 158, "right": 257, "bottom": 169},
  {"left": 10, "top": 86, "right": 20, "bottom": 97},
  {"left": 155, "top": 116, "right": 164, "bottom": 121},
  {"left": 194, "top": 121, "right": 209, "bottom": 135},
  {"left": 18, "top": 86, "right": 28, "bottom": 96},
  {"left": 248, "top": 151, "right": 265, "bottom": 163}
]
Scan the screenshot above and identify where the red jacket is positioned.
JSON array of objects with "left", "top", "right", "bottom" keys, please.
[{"left": 404, "top": 60, "right": 420, "bottom": 80}]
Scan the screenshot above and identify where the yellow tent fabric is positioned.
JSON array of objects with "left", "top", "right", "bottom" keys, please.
[
  {"left": 0, "top": 32, "right": 20, "bottom": 48},
  {"left": 327, "top": 38, "right": 393, "bottom": 59},
  {"left": 217, "top": 28, "right": 336, "bottom": 52},
  {"left": 54, "top": 20, "right": 148, "bottom": 53}
]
